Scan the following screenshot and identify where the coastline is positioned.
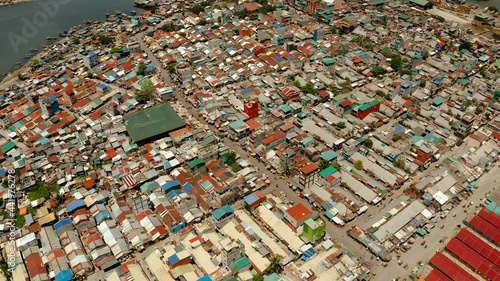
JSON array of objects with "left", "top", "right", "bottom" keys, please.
[
  {"left": 0, "top": 37, "right": 68, "bottom": 90},
  {"left": 0, "top": 0, "right": 38, "bottom": 7}
]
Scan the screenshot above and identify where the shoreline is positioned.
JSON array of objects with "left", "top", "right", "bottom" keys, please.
[
  {"left": 0, "top": 37, "right": 68, "bottom": 89},
  {"left": 0, "top": 0, "right": 38, "bottom": 7}
]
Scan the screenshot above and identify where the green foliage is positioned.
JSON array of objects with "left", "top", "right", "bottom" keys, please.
[
  {"left": 72, "top": 38, "right": 80, "bottom": 44},
  {"left": 341, "top": 182, "right": 348, "bottom": 188},
  {"left": 459, "top": 41, "right": 472, "bottom": 51},
  {"left": 392, "top": 135, "right": 403, "bottom": 142},
  {"left": 369, "top": 121, "right": 377, "bottom": 130},
  {"left": 390, "top": 54, "right": 402, "bottom": 70},
  {"left": 230, "top": 163, "right": 242, "bottom": 172},
  {"left": 335, "top": 121, "right": 346, "bottom": 130},
  {"left": 161, "top": 23, "right": 179, "bottom": 32},
  {"left": 225, "top": 151, "right": 237, "bottom": 165},
  {"left": 168, "top": 64, "right": 177, "bottom": 74},
  {"left": 319, "top": 159, "right": 330, "bottom": 170},
  {"left": 110, "top": 47, "right": 123, "bottom": 54},
  {"left": 301, "top": 83, "right": 316, "bottom": 95},
  {"left": 137, "top": 64, "right": 147, "bottom": 76},
  {"left": 352, "top": 36, "right": 375, "bottom": 51},
  {"left": 489, "top": 6, "right": 499, "bottom": 12},
  {"left": 332, "top": 163, "right": 341, "bottom": 171},
  {"left": 235, "top": 8, "right": 251, "bottom": 18},
  {"left": 420, "top": 79, "right": 426, "bottom": 87},
  {"left": 27, "top": 180, "right": 60, "bottom": 201},
  {"left": 140, "top": 79, "right": 156, "bottom": 96},
  {"left": 394, "top": 156, "right": 406, "bottom": 169},
  {"left": 15, "top": 211, "right": 25, "bottom": 228},
  {"left": 136, "top": 92, "right": 149, "bottom": 103},
  {"left": 436, "top": 52, "right": 442, "bottom": 59},
  {"left": 422, "top": 50, "right": 429, "bottom": 59},
  {"left": 286, "top": 74, "right": 296, "bottom": 82},
  {"left": 399, "top": 69, "right": 413, "bottom": 76},
  {"left": 189, "top": 4, "right": 206, "bottom": 15},
  {"left": 147, "top": 31, "right": 155, "bottom": 37},
  {"left": 293, "top": 80, "right": 301, "bottom": 88},
  {"left": 375, "top": 149, "right": 383, "bottom": 155},
  {"left": 179, "top": 32, "right": 187, "bottom": 37},
  {"left": 264, "top": 255, "right": 283, "bottom": 275},
  {"left": 282, "top": 96, "right": 289, "bottom": 103},
  {"left": 372, "top": 67, "right": 387, "bottom": 76},
  {"left": 354, "top": 160, "right": 363, "bottom": 170},
  {"left": 29, "top": 60, "right": 40, "bottom": 68},
  {"left": 462, "top": 100, "right": 472, "bottom": 108},
  {"left": 98, "top": 35, "right": 113, "bottom": 45},
  {"left": 435, "top": 16, "right": 445, "bottom": 22},
  {"left": 198, "top": 19, "right": 208, "bottom": 25},
  {"left": 363, "top": 138, "right": 373, "bottom": 148},
  {"left": 253, "top": 274, "right": 264, "bottom": 281}
]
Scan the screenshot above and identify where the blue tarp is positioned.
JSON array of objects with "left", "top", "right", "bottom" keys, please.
[
  {"left": 54, "top": 269, "right": 73, "bottom": 281},
  {"left": 302, "top": 248, "right": 317, "bottom": 260},
  {"left": 164, "top": 162, "right": 172, "bottom": 169},
  {"left": 66, "top": 199, "right": 86, "bottom": 213},
  {"left": 167, "top": 190, "right": 183, "bottom": 200},
  {"left": 54, "top": 219, "right": 72, "bottom": 231},
  {"left": 168, "top": 254, "right": 180, "bottom": 265},
  {"left": 241, "top": 88, "right": 255, "bottom": 94},
  {"left": 0, "top": 169, "right": 5, "bottom": 176}
]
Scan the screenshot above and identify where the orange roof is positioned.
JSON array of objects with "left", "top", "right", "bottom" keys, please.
[
  {"left": 262, "top": 131, "right": 286, "bottom": 145},
  {"left": 301, "top": 163, "right": 319, "bottom": 175},
  {"left": 286, "top": 203, "right": 313, "bottom": 222}
]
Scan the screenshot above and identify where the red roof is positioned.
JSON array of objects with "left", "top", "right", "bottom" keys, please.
[
  {"left": 301, "top": 163, "right": 319, "bottom": 175},
  {"left": 286, "top": 203, "right": 313, "bottom": 222},
  {"left": 429, "top": 252, "right": 478, "bottom": 281},
  {"left": 491, "top": 131, "right": 500, "bottom": 140},
  {"left": 339, "top": 100, "right": 353, "bottom": 107},
  {"left": 262, "top": 131, "right": 286, "bottom": 145}
]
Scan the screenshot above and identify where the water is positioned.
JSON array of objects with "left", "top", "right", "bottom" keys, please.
[
  {"left": 0, "top": 0, "right": 145, "bottom": 79},
  {"left": 467, "top": 0, "right": 500, "bottom": 8}
]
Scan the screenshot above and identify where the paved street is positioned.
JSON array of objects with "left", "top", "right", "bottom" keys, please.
[{"left": 371, "top": 165, "right": 500, "bottom": 281}]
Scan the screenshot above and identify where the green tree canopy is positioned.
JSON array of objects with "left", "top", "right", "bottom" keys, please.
[{"left": 354, "top": 160, "right": 363, "bottom": 170}]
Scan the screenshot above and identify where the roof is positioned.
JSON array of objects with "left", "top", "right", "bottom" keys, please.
[
  {"left": 66, "top": 199, "right": 86, "bottom": 213},
  {"left": 188, "top": 158, "right": 205, "bottom": 169},
  {"left": 124, "top": 103, "right": 185, "bottom": 143},
  {"left": 286, "top": 203, "right": 313, "bottom": 222},
  {"left": 319, "top": 166, "right": 337, "bottom": 178},
  {"left": 320, "top": 150, "right": 338, "bottom": 161},
  {"left": 229, "top": 256, "right": 251, "bottom": 272},
  {"left": 213, "top": 205, "right": 234, "bottom": 220},
  {"left": 410, "top": 0, "right": 431, "bottom": 6},
  {"left": 301, "top": 163, "right": 320, "bottom": 175}
]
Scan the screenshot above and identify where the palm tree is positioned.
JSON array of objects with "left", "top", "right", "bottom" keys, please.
[{"left": 265, "top": 255, "right": 283, "bottom": 275}]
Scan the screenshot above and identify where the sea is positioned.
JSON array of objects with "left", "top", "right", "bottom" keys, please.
[{"left": 0, "top": 0, "right": 145, "bottom": 81}]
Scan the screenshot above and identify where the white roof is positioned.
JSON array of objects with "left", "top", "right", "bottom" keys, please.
[
  {"left": 373, "top": 201, "right": 426, "bottom": 242},
  {"left": 433, "top": 191, "right": 449, "bottom": 205},
  {"left": 256, "top": 206, "right": 305, "bottom": 253},
  {"left": 341, "top": 172, "right": 378, "bottom": 203},
  {"left": 145, "top": 251, "right": 174, "bottom": 281}
]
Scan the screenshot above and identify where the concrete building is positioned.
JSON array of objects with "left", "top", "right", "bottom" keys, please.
[
  {"left": 219, "top": 237, "right": 245, "bottom": 267},
  {"left": 285, "top": 203, "right": 313, "bottom": 228},
  {"left": 82, "top": 52, "right": 98, "bottom": 67},
  {"left": 303, "top": 217, "right": 326, "bottom": 243},
  {"left": 299, "top": 163, "right": 320, "bottom": 189}
]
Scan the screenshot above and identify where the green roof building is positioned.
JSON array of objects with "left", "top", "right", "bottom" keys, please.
[
  {"left": 124, "top": 103, "right": 185, "bottom": 143},
  {"left": 303, "top": 217, "right": 326, "bottom": 243},
  {"left": 409, "top": 0, "right": 433, "bottom": 9}
]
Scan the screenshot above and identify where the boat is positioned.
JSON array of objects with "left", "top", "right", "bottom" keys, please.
[
  {"left": 30, "top": 48, "right": 38, "bottom": 52},
  {"left": 46, "top": 37, "right": 57, "bottom": 41},
  {"left": 25, "top": 54, "right": 32, "bottom": 58},
  {"left": 131, "top": 10, "right": 136, "bottom": 15},
  {"left": 14, "top": 62, "right": 21, "bottom": 65},
  {"left": 59, "top": 33, "right": 67, "bottom": 37}
]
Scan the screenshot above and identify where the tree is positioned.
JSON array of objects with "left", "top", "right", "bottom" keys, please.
[
  {"left": 489, "top": 5, "right": 499, "bottom": 12},
  {"left": 375, "top": 149, "right": 383, "bottom": 155},
  {"left": 422, "top": 50, "right": 429, "bottom": 59},
  {"left": 225, "top": 151, "right": 237, "bottom": 165},
  {"left": 253, "top": 274, "right": 264, "bottom": 281},
  {"left": 167, "top": 64, "right": 177, "bottom": 74},
  {"left": 319, "top": 159, "right": 330, "bottom": 170},
  {"left": 394, "top": 156, "right": 406, "bottom": 169},
  {"left": 139, "top": 79, "right": 156, "bottom": 102},
  {"left": 341, "top": 182, "right": 348, "bottom": 188},
  {"left": 436, "top": 52, "right": 442, "bottom": 59},
  {"left": 354, "top": 160, "right": 363, "bottom": 170},
  {"left": 335, "top": 121, "right": 346, "bottom": 130},
  {"left": 364, "top": 138, "right": 373, "bottom": 148},
  {"left": 161, "top": 23, "right": 179, "bottom": 32},
  {"left": 459, "top": 41, "right": 472, "bottom": 51},
  {"left": 286, "top": 74, "right": 295, "bottom": 82},
  {"left": 485, "top": 111, "right": 491, "bottom": 119},
  {"left": 301, "top": 83, "right": 316, "bottom": 95},
  {"left": 147, "top": 31, "right": 155, "bottom": 37},
  {"left": 332, "top": 163, "right": 341, "bottom": 171},
  {"left": 420, "top": 80, "right": 426, "bottom": 87},
  {"left": 179, "top": 32, "right": 187, "bottom": 37},
  {"left": 293, "top": 80, "right": 301, "bottom": 88},
  {"left": 282, "top": 96, "right": 289, "bottom": 103},
  {"left": 98, "top": 35, "right": 113, "bottom": 45},
  {"left": 390, "top": 54, "right": 402, "bottom": 70},
  {"left": 369, "top": 121, "right": 377, "bottom": 130},
  {"left": 72, "top": 38, "right": 80, "bottom": 44},
  {"left": 264, "top": 255, "right": 283, "bottom": 275},
  {"left": 189, "top": 4, "right": 205, "bottom": 15},
  {"left": 372, "top": 66, "right": 387, "bottom": 76},
  {"left": 137, "top": 64, "right": 147, "bottom": 76},
  {"left": 198, "top": 19, "right": 208, "bottom": 25},
  {"left": 136, "top": 92, "right": 149, "bottom": 103}
]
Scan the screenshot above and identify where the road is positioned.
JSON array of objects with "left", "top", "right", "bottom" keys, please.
[
  {"left": 371, "top": 165, "right": 500, "bottom": 280},
  {"left": 133, "top": 36, "right": 392, "bottom": 263},
  {"left": 0, "top": 128, "right": 29, "bottom": 152}
]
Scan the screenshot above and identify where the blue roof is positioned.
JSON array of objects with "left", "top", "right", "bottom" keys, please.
[
  {"left": 183, "top": 183, "right": 194, "bottom": 193},
  {"left": 0, "top": 169, "right": 5, "bottom": 176},
  {"left": 66, "top": 199, "right": 86, "bottom": 213},
  {"left": 320, "top": 150, "right": 338, "bottom": 161},
  {"left": 167, "top": 190, "right": 183, "bottom": 200},
  {"left": 213, "top": 205, "right": 234, "bottom": 220},
  {"left": 433, "top": 97, "right": 444, "bottom": 106},
  {"left": 394, "top": 125, "right": 404, "bottom": 134},
  {"left": 164, "top": 162, "right": 172, "bottom": 169},
  {"left": 168, "top": 254, "right": 180, "bottom": 265},
  {"left": 54, "top": 269, "right": 73, "bottom": 281},
  {"left": 54, "top": 219, "right": 72, "bottom": 231},
  {"left": 302, "top": 248, "right": 317, "bottom": 260},
  {"left": 244, "top": 194, "right": 259, "bottom": 205},
  {"left": 197, "top": 276, "right": 213, "bottom": 281},
  {"left": 241, "top": 88, "right": 255, "bottom": 94},
  {"left": 88, "top": 52, "right": 96, "bottom": 56},
  {"left": 95, "top": 212, "right": 111, "bottom": 224},
  {"left": 163, "top": 180, "right": 181, "bottom": 192},
  {"left": 49, "top": 96, "right": 58, "bottom": 103},
  {"left": 145, "top": 65, "right": 156, "bottom": 70},
  {"left": 97, "top": 84, "right": 107, "bottom": 89}
]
